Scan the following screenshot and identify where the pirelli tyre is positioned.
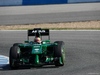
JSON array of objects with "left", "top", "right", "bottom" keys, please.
[
  {"left": 54, "top": 41, "right": 65, "bottom": 67},
  {"left": 13, "top": 43, "right": 22, "bottom": 46},
  {"left": 9, "top": 46, "right": 20, "bottom": 69}
]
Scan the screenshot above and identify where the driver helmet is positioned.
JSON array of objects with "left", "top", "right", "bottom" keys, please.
[{"left": 34, "top": 37, "right": 41, "bottom": 43}]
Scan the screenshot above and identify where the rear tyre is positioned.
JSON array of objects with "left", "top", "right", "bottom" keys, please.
[
  {"left": 54, "top": 41, "right": 65, "bottom": 67},
  {"left": 9, "top": 46, "right": 20, "bottom": 69}
]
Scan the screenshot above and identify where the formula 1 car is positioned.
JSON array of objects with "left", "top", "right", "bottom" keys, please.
[{"left": 9, "top": 28, "right": 65, "bottom": 69}]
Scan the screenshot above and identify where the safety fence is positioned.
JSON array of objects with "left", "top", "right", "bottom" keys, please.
[{"left": 0, "top": 0, "right": 100, "bottom": 6}]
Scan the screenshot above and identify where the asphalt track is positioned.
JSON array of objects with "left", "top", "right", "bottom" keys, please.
[
  {"left": 0, "top": 30, "right": 100, "bottom": 75},
  {"left": 0, "top": 3, "right": 100, "bottom": 25}
]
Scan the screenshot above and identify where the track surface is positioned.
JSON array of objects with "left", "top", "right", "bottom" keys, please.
[
  {"left": 0, "top": 30, "right": 100, "bottom": 75},
  {"left": 0, "top": 3, "right": 100, "bottom": 25}
]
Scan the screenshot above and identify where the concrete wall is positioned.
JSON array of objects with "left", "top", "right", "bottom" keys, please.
[{"left": 0, "top": 0, "right": 100, "bottom": 6}]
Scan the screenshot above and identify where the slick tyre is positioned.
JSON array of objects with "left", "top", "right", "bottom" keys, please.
[
  {"left": 54, "top": 41, "right": 65, "bottom": 67},
  {"left": 13, "top": 43, "right": 22, "bottom": 46},
  {"left": 9, "top": 46, "right": 20, "bottom": 69}
]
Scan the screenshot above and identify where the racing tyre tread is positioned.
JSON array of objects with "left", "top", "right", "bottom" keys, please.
[
  {"left": 13, "top": 43, "right": 22, "bottom": 46},
  {"left": 54, "top": 41, "right": 65, "bottom": 67},
  {"left": 9, "top": 46, "right": 20, "bottom": 69}
]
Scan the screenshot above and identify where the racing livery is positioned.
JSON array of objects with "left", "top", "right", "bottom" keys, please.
[{"left": 9, "top": 28, "right": 65, "bottom": 69}]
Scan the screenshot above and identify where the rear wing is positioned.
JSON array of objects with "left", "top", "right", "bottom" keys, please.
[{"left": 27, "top": 28, "right": 50, "bottom": 40}]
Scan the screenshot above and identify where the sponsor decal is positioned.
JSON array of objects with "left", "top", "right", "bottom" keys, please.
[{"left": 32, "top": 30, "right": 46, "bottom": 33}]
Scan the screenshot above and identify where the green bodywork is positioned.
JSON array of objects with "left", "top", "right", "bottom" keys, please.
[
  {"left": 12, "top": 40, "right": 64, "bottom": 67},
  {"left": 10, "top": 29, "right": 65, "bottom": 68}
]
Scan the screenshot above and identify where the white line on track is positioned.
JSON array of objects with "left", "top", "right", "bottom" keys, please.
[
  {"left": 1, "top": 30, "right": 100, "bottom": 32},
  {"left": 0, "top": 55, "right": 9, "bottom": 64}
]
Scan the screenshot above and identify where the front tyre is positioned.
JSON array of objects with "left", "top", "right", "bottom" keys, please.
[
  {"left": 54, "top": 41, "right": 65, "bottom": 67},
  {"left": 13, "top": 43, "right": 22, "bottom": 46},
  {"left": 9, "top": 46, "right": 20, "bottom": 69}
]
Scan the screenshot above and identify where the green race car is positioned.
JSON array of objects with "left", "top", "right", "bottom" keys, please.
[{"left": 9, "top": 28, "right": 65, "bottom": 69}]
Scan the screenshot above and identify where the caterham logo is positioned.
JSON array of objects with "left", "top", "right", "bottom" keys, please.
[
  {"left": 34, "top": 46, "right": 40, "bottom": 48},
  {"left": 35, "top": 49, "right": 39, "bottom": 51}
]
